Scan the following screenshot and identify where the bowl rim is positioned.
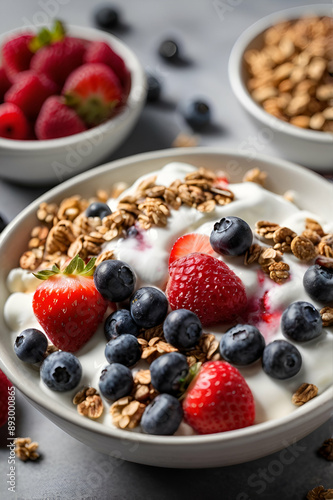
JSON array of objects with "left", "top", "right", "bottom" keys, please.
[
  {"left": 1, "top": 146, "right": 332, "bottom": 447},
  {"left": 228, "top": 3, "right": 333, "bottom": 144},
  {"left": 0, "top": 24, "right": 147, "bottom": 150}
]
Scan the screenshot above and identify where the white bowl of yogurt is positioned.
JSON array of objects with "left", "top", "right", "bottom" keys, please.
[{"left": 0, "top": 147, "right": 332, "bottom": 468}]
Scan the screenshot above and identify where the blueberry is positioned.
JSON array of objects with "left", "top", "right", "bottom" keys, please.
[
  {"left": 126, "top": 226, "right": 139, "bottom": 238},
  {"left": 163, "top": 309, "right": 202, "bottom": 349},
  {"left": 158, "top": 39, "right": 179, "bottom": 61},
  {"left": 41, "top": 351, "right": 82, "bottom": 391},
  {"left": 94, "top": 259, "right": 136, "bottom": 302},
  {"left": 303, "top": 265, "right": 333, "bottom": 304},
  {"left": 281, "top": 301, "right": 322, "bottom": 342},
  {"left": 99, "top": 363, "right": 133, "bottom": 401},
  {"left": 86, "top": 202, "right": 112, "bottom": 220},
  {"left": 262, "top": 340, "right": 302, "bottom": 379},
  {"left": 0, "top": 213, "right": 7, "bottom": 233},
  {"left": 14, "top": 328, "right": 48, "bottom": 364},
  {"left": 104, "top": 309, "right": 140, "bottom": 341},
  {"left": 130, "top": 286, "right": 168, "bottom": 329},
  {"left": 182, "top": 99, "right": 211, "bottom": 130},
  {"left": 150, "top": 352, "right": 188, "bottom": 396},
  {"left": 105, "top": 334, "right": 141, "bottom": 367},
  {"left": 94, "top": 5, "right": 119, "bottom": 29},
  {"left": 210, "top": 216, "right": 253, "bottom": 256},
  {"left": 219, "top": 324, "right": 265, "bottom": 365},
  {"left": 146, "top": 73, "right": 162, "bottom": 102},
  {"left": 141, "top": 394, "right": 183, "bottom": 435}
]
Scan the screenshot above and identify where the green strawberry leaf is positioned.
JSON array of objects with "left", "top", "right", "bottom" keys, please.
[
  {"left": 33, "top": 255, "right": 96, "bottom": 280},
  {"left": 29, "top": 19, "right": 66, "bottom": 53},
  {"left": 178, "top": 362, "right": 202, "bottom": 400}
]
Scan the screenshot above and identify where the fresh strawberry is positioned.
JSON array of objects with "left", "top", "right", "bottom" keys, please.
[
  {"left": 2, "top": 33, "right": 34, "bottom": 81},
  {"left": 83, "top": 41, "right": 130, "bottom": 91},
  {"left": 166, "top": 253, "right": 247, "bottom": 326},
  {"left": 35, "top": 96, "right": 86, "bottom": 140},
  {"left": 0, "top": 68, "right": 11, "bottom": 102},
  {"left": 32, "top": 256, "right": 108, "bottom": 352},
  {"left": 182, "top": 361, "right": 255, "bottom": 434},
  {"left": 169, "top": 233, "right": 216, "bottom": 266},
  {"left": 30, "top": 36, "right": 86, "bottom": 88},
  {"left": 0, "top": 102, "right": 29, "bottom": 139},
  {"left": 4, "top": 70, "right": 57, "bottom": 120},
  {"left": 63, "top": 62, "right": 122, "bottom": 126},
  {"left": 0, "top": 369, "right": 12, "bottom": 427}
]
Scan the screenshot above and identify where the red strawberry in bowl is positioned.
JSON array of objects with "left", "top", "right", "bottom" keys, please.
[
  {"left": 35, "top": 96, "right": 86, "bottom": 140},
  {"left": 4, "top": 70, "right": 57, "bottom": 120},
  {"left": 0, "top": 102, "right": 29, "bottom": 139},
  {"left": 30, "top": 36, "right": 86, "bottom": 88},
  {"left": 63, "top": 62, "right": 123, "bottom": 126},
  {"left": 166, "top": 252, "right": 247, "bottom": 326},
  {"left": 32, "top": 255, "right": 108, "bottom": 352},
  {"left": 0, "top": 68, "right": 11, "bottom": 102},
  {"left": 84, "top": 41, "right": 130, "bottom": 93},
  {"left": 2, "top": 32, "right": 34, "bottom": 81},
  {"left": 183, "top": 360, "right": 255, "bottom": 434}
]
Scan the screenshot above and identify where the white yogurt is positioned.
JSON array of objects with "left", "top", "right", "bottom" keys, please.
[{"left": 4, "top": 162, "right": 333, "bottom": 432}]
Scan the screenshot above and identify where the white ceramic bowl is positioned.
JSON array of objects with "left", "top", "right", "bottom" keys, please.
[
  {"left": 0, "top": 25, "right": 147, "bottom": 185},
  {"left": 1, "top": 147, "right": 332, "bottom": 468},
  {"left": 228, "top": 4, "right": 333, "bottom": 172}
]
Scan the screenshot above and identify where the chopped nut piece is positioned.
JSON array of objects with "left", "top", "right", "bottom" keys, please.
[
  {"left": 110, "top": 396, "right": 146, "bottom": 429},
  {"left": 15, "top": 437, "right": 39, "bottom": 461},
  {"left": 291, "top": 235, "right": 317, "bottom": 261},
  {"left": 242, "top": 168, "right": 267, "bottom": 186},
  {"left": 318, "top": 439, "right": 333, "bottom": 461},
  {"left": 305, "top": 218, "right": 325, "bottom": 237},
  {"left": 44, "top": 344, "right": 59, "bottom": 358},
  {"left": 258, "top": 247, "right": 282, "bottom": 273},
  {"left": 268, "top": 261, "right": 290, "bottom": 284},
  {"left": 320, "top": 307, "right": 333, "bottom": 327},
  {"left": 77, "top": 395, "right": 104, "bottom": 419},
  {"left": 292, "top": 383, "right": 318, "bottom": 406},
  {"left": 273, "top": 226, "right": 297, "bottom": 252},
  {"left": 19, "top": 250, "right": 42, "bottom": 271},
  {"left": 302, "top": 229, "right": 322, "bottom": 246},
  {"left": 318, "top": 234, "right": 333, "bottom": 258}
]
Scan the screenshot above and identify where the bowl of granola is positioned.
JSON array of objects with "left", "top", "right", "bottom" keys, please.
[
  {"left": 228, "top": 5, "right": 333, "bottom": 171},
  {"left": 0, "top": 147, "right": 332, "bottom": 468}
]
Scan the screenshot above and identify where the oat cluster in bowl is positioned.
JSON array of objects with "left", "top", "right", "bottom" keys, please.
[{"left": 245, "top": 16, "right": 333, "bottom": 132}]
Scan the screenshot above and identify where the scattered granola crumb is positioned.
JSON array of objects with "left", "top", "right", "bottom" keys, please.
[
  {"left": 14, "top": 437, "right": 39, "bottom": 462},
  {"left": 306, "top": 486, "right": 333, "bottom": 500},
  {"left": 110, "top": 396, "right": 146, "bottom": 429},
  {"left": 44, "top": 344, "right": 59, "bottom": 358},
  {"left": 255, "top": 220, "right": 280, "bottom": 240},
  {"left": 244, "top": 243, "right": 262, "bottom": 265},
  {"left": 291, "top": 383, "right": 318, "bottom": 406},
  {"left": 318, "top": 439, "right": 333, "bottom": 461}
]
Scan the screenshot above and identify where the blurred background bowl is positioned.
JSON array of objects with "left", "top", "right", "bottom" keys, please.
[
  {"left": 0, "top": 25, "right": 147, "bottom": 186},
  {"left": 228, "top": 4, "right": 333, "bottom": 172}
]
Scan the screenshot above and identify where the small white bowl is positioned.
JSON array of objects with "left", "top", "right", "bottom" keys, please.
[
  {"left": 228, "top": 4, "right": 333, "bottom": 172},
  {"left": 0, "top": 25, "right": 147, "bottom": 185},
  {"left": 0, "top": 147, "right": 332, "bottom": 468}
]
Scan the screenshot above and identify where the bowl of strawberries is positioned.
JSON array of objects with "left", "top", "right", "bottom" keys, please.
[{"left": 0, "top": 20, "right": 146, "bottom": 185}]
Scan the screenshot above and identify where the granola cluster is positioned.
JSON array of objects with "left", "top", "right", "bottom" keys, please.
[
  {"left": 245, "top": 217, "right": 333, "bottom": 284},
  {"left": 14, "top": 437, "right": 39, "bottom": 461},
  {"left": 245, "top": 16, "right": 333, "bottom": 132},
  {"left": 19, "top": 167, "right": 234, "bottom": 271}
]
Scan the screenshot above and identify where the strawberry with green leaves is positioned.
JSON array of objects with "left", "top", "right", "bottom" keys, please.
[{"left": 32, "top": 255, "right": 108, "bottom": 352}]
